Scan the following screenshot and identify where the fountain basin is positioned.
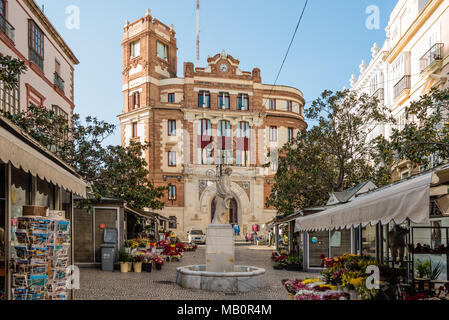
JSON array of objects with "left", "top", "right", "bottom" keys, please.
[{"left": 176, "top": 265, "right": 266, "bottom": 293}]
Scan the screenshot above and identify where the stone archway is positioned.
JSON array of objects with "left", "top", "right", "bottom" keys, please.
[{"left": 211, "top": 197, "right": 238, "bottom": 224}]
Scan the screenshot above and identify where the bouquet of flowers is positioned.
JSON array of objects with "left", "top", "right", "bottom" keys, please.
[{"left": 153, "top": 256, "right": 165, "bottom": 265}]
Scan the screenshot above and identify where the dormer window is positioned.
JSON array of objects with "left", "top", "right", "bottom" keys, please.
[
  {"left": 198, "top": 91, "right": 210, "bottom": 108},
  {"left": 238, "top": 94, "right": 249, "bottom": 111},
  {"left": 130, "top": 40, "right": 140, "bottom": 59},
  {"left": 157, "top": 40, "right": 168, "bottom": 61},
  {"left": 218, "top": 92, "right": 230, "bottom": 109}
]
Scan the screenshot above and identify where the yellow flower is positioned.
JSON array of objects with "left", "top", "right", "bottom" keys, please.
[
  {"left": 302, "top": 278, "right": 321, "bottom": 285},
  {"left": 349, "top": 277, "right": 364, "bottom": 288}
]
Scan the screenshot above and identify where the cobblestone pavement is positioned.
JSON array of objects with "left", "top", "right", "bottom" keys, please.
[{"left": 73, "top": 245, "right": 318, "bottom": 300}]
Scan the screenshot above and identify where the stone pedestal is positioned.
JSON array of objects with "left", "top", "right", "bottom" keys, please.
[{"left": 206, "top": 224, "right": 235, "bottom": 273}]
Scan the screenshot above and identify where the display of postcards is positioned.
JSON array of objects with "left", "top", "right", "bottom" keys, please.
[
  {"left": 28, "top": 275, "right": 48, "bottom": 287},
  {"left": 29, "top": 263, "right": 48, "bottom": 274},
  {"left": 12, "top": 274, "right": 28, "bottom": 287},
  {"left": 15, "top": 260, "right": 29, "bottom": 273},
  {"left": 15, "top": 230, "right": 30, "bottom": 244},
  {"left": 14, "top": 246, "right": 29, "bottom": 259},
  {"left": 49, "top": 291, "right": 67, "bottom": 301},
  {"left": 29, "top": 246, "right": 49, "bottom": 258},
  {"left": 12, "top": 287, "right": 28, "bottom": 301},
  {"left": 30, "top": 257, "right": 47, "bottom": 265},
  {"left": 53, "top": 257, "right": 69, "bottom": 268},
  {"left": 56, "top": 232, "right": 69, "bottom": 244},
  {"left": 54, "top": 268, "right": 67, "bottom": 280},
  {"left": 31, "top": 231, "right": 50, "bottom": 245},
  {"left": 27, "top": 287, "right": 46, "bottom": 300},
  {"left": 55, "top": 244, "right": 69, "bottom": 256},
  {"left": 30, "top": 218, "right": 52, "bottom": 232},
  {"left": 17, "top": 217, "right": 32, "bottom": 230},
  {"left": 55, "top": 220, "right": 70, "bottom": 232}
]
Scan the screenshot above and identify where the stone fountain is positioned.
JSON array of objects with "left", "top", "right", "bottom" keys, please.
[{"left": 176, "top": 166, "right": 266, "bottom": 293}]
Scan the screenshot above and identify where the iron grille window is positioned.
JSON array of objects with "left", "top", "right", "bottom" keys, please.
[{"left": 29, "top": 20, "right": 44, "bottom": 70}]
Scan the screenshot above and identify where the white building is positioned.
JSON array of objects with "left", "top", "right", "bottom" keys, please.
[
  {"left": 0, "top": 0, "right": 78, "bottom": 121},
  {"left": 350, "top": 0, "right": 449, "bottom": 179}
]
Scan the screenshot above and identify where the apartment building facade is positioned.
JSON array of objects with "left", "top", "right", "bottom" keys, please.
[
  {"left": 118, "top": 10, "right": 307, "bottom": 239},
  {"left": 0, "top": 0, "right": 78, "bottom": 121},
  {"left": 350, "top": 0, "right": 449, "bottom": 180}
]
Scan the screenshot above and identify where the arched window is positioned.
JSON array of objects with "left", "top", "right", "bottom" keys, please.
[
  {"left": 197, "top": 119, "right": 212, "bottom": 165},
  {"left": 217, "top": 120, "right": 232, "bottom": 165},
  {"left": 236, "top": 122, "right": 250, "bottom": 167}
]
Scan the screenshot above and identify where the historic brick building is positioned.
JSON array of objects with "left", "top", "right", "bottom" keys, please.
[{"left": 118, "top": 9, "right": 307, "bottom": 239}]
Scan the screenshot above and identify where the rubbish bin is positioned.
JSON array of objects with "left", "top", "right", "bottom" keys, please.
[{"left": 101, "top": 228, "right": 118, "bottom": 271}]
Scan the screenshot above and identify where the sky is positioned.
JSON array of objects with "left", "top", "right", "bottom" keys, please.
[{"left": 35, "top": 0, "right": 398, "bottom": 146}]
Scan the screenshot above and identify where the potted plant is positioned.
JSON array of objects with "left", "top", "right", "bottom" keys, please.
[
  {"left": 118, "top": 250, "right": 130, "bottom": 273},
  {"left": 154, "top": 256, "right": 165, "bottom": 270},
  {"left": 143, "top": 252, "right": 154, "bottom": 272},
  {"left": 133, "top": 253, "right": 145, "bottom": 273},
  {"left": 285, "top": 256, "right": 302, "bottom": 271}
]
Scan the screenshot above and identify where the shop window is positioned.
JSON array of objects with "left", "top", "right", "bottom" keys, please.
[
  {"left": 237, "top": 94, "right": 249, "bottom": 111},
  {"left": 198, "top": 91, "right": 210, "bottom": 108},
  {"left": 36, "top": 176, "right": 54, "bottom": 209},
  {"left": 0, "top": 80, "right": 19, "bottom": 115},
  {"left": 156, "top": 40, "right": 168, "bottom": 61},
  {"left": 29, "top": 20, "right": 44, "bottom": 70},
  {"left": 10, "top": 166, "right": 31, "bottom": 219},
  {"left": 330, "top": 230, "right": 352, "bottom": 257},
  {"left": 169, "top": 216, "right": 177, "bottom": 229},
  {"left": 308, "top": 231, "right": 329, "bottom": 268},
  {"left": 362, "top": 225, "right": 377, "bottom": 257},
  {"left": 168, "top": 120, "right": 176, "bottom": 136},
  {"left": 218, "top": 92, "right": 230, "bottom": 109}
]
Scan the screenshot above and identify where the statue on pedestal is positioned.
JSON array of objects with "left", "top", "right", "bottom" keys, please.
[{"left": 211, "top": 167, "right": 233, "bottom": 225}]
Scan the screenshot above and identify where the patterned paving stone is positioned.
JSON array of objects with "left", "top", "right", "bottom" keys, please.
[{"left": 73, "top": 245, "right": 317, "bottom": 300}]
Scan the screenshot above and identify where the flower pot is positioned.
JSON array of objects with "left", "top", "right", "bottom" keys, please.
[
  {"left": 127, "top": 262, "right": 133, "bottom": 272},
  {"left": 120, "top": 262, "right": 129, "bottom": 273},
  {"left": 143, "top": 263, "right": 152, "bottom": 273},
  {"left": 133, "top": 262, "right": 143, "bottom": 273},
  {"left": 155, "top": 263, "right": 162, "bottom": 270}
]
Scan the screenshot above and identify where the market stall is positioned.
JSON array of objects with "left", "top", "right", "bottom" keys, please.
[
  {"left": 0, "top": 116, "right": 87, "bottom": 300},
  {"left": 291, "top": 166, "right": 449, "bottom": 299}
]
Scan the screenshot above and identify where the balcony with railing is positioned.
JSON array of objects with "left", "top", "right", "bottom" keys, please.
[
  {"left": 0, "top": 14, "right": 15, "bottom": 43},
  {"left": 420, "top": 43, "right": 443, "bottom": 72},
  {"left": 393, "top": 75, "right": 411, "bottom": 99},
  {"left": 371, "top": 87, "right": 384, "bottom": 104},
  {"left": 54, "top": 73, "right": 65, "bottom": 92},
  {"left": 29, "top": 49, "right": 44, "bottom": 70}
]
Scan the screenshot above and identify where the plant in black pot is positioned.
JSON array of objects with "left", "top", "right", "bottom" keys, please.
[
  {"left": 285, "top": 256, "right": 302, "bottom": 271},
  {"left": 154, "top": 256, "right": 165, "bottom": 270},
  {"left": 143, "top": 252, "right": 154, "bottom": 273}
]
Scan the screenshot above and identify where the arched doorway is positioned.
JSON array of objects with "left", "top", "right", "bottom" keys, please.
[{"left": 211, "top": 197, "right": 238, "bottom": 225}]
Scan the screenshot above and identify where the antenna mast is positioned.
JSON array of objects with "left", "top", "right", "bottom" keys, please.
[{"left": 196, "top": 0, "right": 200, "bottom": 67}]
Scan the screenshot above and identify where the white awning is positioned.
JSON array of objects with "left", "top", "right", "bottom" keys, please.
[
  {"left": 295, "top": 172, "right": 433, "bottom": 232},
  {"left": 0, "top": 119, "right": 86, "bottom": 197}
]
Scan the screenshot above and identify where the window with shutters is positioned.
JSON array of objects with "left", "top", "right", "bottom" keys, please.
[
  {"left": 197, "top": 119, "right": 212, "bottom": 165},
  {"left": 217, "top": 120, "right": 232, "bottom": 165},
  {"left": 236, "top": 122, "right": 250, "bottom": 167}
]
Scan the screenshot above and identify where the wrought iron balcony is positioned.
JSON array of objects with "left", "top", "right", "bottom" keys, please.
[
  {"left": 420, "top": 43, "right": 443, "bottom": 72},
  {"left": 393, "top": 75, "right": 411, "bottom": 99},
  {"left": 54, "top": 73, "right": 65, "bottom": 92},
  {"left": 30, "top": 49, "right": 44, "bottom": 70},
  {"left": 371, "top": 87, "right": 384, "bottom": 103},
  {"left": 0, "top": 15, "right": 15, "bottom": 43}
]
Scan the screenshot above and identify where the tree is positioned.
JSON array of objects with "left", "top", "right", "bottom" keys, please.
[
  {"left": 0, "top": 56, "right": 165, "bottom": 210},
  {"left": 0, "top": 55, "right": 27, "bottom": 89},
  {"left": 373, "top": 87, "right": 449, "bottom": 172},
  {"left": 266, "top": 89, "right": 394, "bottom": 216}
]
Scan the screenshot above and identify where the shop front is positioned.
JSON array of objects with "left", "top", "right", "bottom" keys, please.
[
  {"left": 295, "top": 167, "right": 449, "bottom": 296},
  {"left": 0, "top": 116, "right": 86, "bottom": 300}
]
